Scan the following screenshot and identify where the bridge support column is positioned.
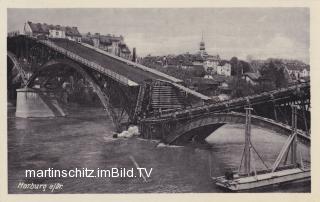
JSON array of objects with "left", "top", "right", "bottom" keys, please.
[{"left": 15, "top": 88, "right": 65, "bottom": 118}]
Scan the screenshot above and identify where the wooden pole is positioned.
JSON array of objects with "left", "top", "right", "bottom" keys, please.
[
  {"left": 244, "top": 107, "right": 253, "bottom": 175},
  {"left": 272, "top": 105, "right": 298, "bottom": 172},
  {"left": 301, "top": 100, "right": 309, "bottom": 136},
  {"left": 291, "top": 106, "right": 297, "bottom": 165}
]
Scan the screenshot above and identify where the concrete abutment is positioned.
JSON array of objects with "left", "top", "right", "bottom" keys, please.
[{"left": 15, "top": 88, "right": 65, "bottom": 118}]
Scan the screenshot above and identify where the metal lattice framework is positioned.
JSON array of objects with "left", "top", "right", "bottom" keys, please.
[
  {"left": 140, "top": 82, "right": 310, "bottom": 145},
  {"left": 26, "top": 59, "right": 137, "bottom": 131},
  {"left": 8, "top": 36, "right": 142, "bottom": 132}
]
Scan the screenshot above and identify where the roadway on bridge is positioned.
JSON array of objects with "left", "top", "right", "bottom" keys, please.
[{"left": 52, "top": 39, "right": 175, "bottom": 84}]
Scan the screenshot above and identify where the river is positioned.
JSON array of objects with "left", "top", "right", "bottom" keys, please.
[{"left": 7, "top": 106, "right": 310, "bottom": 193}]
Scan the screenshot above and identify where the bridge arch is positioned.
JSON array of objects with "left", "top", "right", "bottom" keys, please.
[
  {"left": 25, "top": 58, "right": 121, "bottom": 130},
  {"left": 166, "top": 112, "right": 310, "bottom": 146},
  {"left": 7, "top": 51, "right": 29, "bottom": 85},
  {"left": 26, "top": 58, "right": 94, "bottom": 88}
]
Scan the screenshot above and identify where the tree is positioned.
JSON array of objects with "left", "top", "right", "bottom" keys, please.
[
  {"left": 239, "top": 60, "right": 252, "bottom": 74},
  {"left": 229, "top": 77, "right": 255, "bottom": 98},
  {"left": 230, "top": 57, "right": 239, "bottom": 76},
  {"left": 260, "top": 59, "right": 288, "bottom": 88},
  {"left": 230, "top": 57, "right": 252, "bottom": 77}
]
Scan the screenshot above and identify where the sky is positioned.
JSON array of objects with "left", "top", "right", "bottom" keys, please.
[{"left": 7, "top": 8, "right": 309, "bottom": 63}]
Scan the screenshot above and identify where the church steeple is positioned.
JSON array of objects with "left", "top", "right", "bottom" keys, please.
[
  {"left": 199, "top": 31, "right": 207, "bottom": 57},
  {"left": 200, "top": 31, "right": 205, "bottom": 51}
]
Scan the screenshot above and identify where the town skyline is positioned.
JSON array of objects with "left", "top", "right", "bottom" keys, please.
[{"left": 8, "top": 8, "right": 309, "bottom": 63}]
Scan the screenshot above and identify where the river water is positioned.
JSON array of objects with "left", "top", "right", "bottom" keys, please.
[{"left": 7, "top": 106, "right": 310, "bottom": 193}]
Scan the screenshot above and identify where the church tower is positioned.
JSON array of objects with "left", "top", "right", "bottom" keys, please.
[{"left": 199, "top": 32, "right": 207, "bottom": 57}]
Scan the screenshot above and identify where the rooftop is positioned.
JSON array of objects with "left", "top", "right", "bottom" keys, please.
[{"left": 26, "top": 21, "right": 81, "bottom": 37}]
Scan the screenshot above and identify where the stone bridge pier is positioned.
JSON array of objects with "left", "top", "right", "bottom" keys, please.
[{"left": 15, "top": 87, "right": 65, "bottom": 118}]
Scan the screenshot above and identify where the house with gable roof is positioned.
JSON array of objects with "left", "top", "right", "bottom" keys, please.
[
  {"left": 24, "top": 21, "right": 82, "bottom": 42},
  {"left": 82, "top": 32, "right": 131, "bottom": 59}
]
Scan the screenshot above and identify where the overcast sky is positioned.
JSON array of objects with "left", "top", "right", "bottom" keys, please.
[{"left": 8, "top": 8, "right": 309, "bottom": 62}]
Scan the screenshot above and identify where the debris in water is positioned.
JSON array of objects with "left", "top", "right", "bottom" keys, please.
[
  {"left": 157, "top": 143, "right": 167, "bottom": 147},
  {"left": 117, "top": 125, "right": 140, "bottom": 138},
  {"left": 156, "top": 142, "right": 184, "bottom": 148}
]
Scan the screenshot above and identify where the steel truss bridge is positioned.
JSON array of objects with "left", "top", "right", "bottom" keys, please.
[{"left": 7, "top": 35, "right": 310, "bottom": 145}]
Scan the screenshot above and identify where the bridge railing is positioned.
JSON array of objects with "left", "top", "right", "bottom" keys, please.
[
  {"left": 80, "top": 42, "right": 183, "bottom": 83},
  {"left": 144, "top": 81, "right": 310, "bottom": 120},
  {"left": 26, "top": 36, "right": 138, "bottom": 87},
  {"left": 19, "top": 36, "right": 211, "bottom": 101}
]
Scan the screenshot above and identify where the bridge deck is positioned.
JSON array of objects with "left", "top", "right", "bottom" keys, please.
[
  {"left": 143, "top": 82, "right": 310, "bottom": 121},
  {"left": 52, "top": 39, "right": 180, "bottom": 84}
]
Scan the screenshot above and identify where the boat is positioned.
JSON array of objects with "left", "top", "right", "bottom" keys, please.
[{"left": 213, "top": 106, "right": 310, "bottom": 191}]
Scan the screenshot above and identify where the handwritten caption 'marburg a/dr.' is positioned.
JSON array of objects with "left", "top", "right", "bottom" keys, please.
[{"left": 17, "top": 182, "right": 63, "bottom": 192}]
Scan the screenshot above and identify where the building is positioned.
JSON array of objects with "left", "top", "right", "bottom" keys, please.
[
  {"left": 82, "top": 32, "right": 131, "bottom": 59},
  {"left": 285, "top": 65, "right": 310, "bottom": 80},
  {"left": 301, "top": 68, "right": 310, "bottom": 77},
  {"left": 216, "top": 60, "right": 231, "bottom": 76},
  {"left": 141, "top": 34, "right": 225, "bottom": 75},
  {"left": 192, "top": 54, "right": 205, "bottom": 66},
  {"left": 24, "top": 21, "right": 82, "bottom": 42},
  {"left": 8, "top": 30, "right": 20, "bottom": 37},
  {"left": 196, "top": 33, "right": 223, "bottom": 74},
  {"left": 217, "top": 81, "right": 232, "bottom": 100},
  {"left": 199, "top": 33, "right": 208, "bottom": 58},
  {"left": 203, "top": 55, "right": 220, "bottom": 73},
  {"left": 49, "top": 27, "right": 65, "bottom": 39}
]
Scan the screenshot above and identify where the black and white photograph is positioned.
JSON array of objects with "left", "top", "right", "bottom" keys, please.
[{"left": 3, "top": 3, "right": 316, "bottom": 199}]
